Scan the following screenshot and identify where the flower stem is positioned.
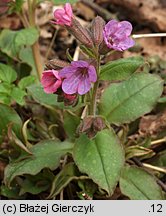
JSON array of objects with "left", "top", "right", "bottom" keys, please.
[
  {"left": 90, "top": 51, "right": 100, "bottom": 116},
  {"left": 90, "top": 80, "right": 99, "bottom": 116}
]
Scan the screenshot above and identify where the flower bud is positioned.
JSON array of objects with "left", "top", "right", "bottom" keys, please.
[
  {"left": 52, "top": 3, "right": 73, "bottom": 26},
  {"left": 63, "top": 93, "right": 78, "bottom": 106},
  {"left": 77, "top": 116, "right": 106, "bottom": 138},
  {"left": 93, "top": 117, "right": 106, "bottom": 132},
  {"left": 91, "top": 16, "right": 105, "bottom": 46},
  {"left": 45, "top": 59, "right": 69, "bottom": 70},
  {"left": 77, "top": 116, "right": 93, "bottom": 134},
  {"left": 67, "top": 18, "right": 94, "bottom": 48}
]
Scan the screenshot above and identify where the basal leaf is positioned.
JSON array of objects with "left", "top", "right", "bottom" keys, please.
[
  {"left": 0, "top": 103, "right": 22, "bottom": 140},
  {"left": 0, "top": 29, "right": 18, "bottom": 57},
  {"left": 0, "top": 28, "right": 39, "bottom": 58},
  {"left": 73, "top": 129, "right": 124, "bottom": 195},
  {"left": 19, "top": 178, "right": 49, "bottom": 196},
  {"left": 120, "top": 166, "right": 164, "bottom": 200},
  {"left": 11, "top": 87, "right": 26, "bottom": 105},
  {"left": 15, "top": 27, "right": 39, "bottom": 48},
  {"left": 1, "top": 185, "right": 25, "bottom": 199},
  {"left": 100, "top": 57, "right": 144, "bottom": 81},
  {"left": 4, "top": 140, "right": 74, "bottom": 186},
  {"left": 48, "top": 163, "right": 81, "bottom": 198},
  {"left": 19, "top": 47, "right": 37, "bottom": 74},
  {"left": 18, "top": 75, "right": 36, "bottom": 90},
  {"left": 0, "top": 83, "right": 12, "bottom": 94},
  {"left": 0, "top": 64, "right": 17, "bottom": 83},
  {"left": 27, "top": 84, "right": 59, "bottom": 106},
  {"left": 99, "top": 73, "right": 163, "bottom": 124}
]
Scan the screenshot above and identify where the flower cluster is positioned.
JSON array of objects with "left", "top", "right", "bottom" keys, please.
[
  {"left": 41, "top": 3, "right": 135, "bottom": 105},
  {"left": 42, "top": 60, "right": 97, "bottom": 96}
]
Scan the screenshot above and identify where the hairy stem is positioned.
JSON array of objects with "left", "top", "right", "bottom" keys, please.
[
  {"left": 90, "top": 51, "right": 100, "bottom": 116},
  {"left": 28, "top": 0, "right": 43, "bottom": 80}
]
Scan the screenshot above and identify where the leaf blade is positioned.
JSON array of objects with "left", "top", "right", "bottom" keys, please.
[
  {"left": 99, "top": 73, "right": 163, "bottom": 124},
  {"left": 73, "top": 129, "right": 124, "bottom": 195},
  {"left": 100, "top": 57, "right": 144, "bottom": 81},
  {"left": 120, "top": 166, "right": 164, "bottom": 200},
  {"left": 4, "top": 140, "right": 74, "bottom": 185}
]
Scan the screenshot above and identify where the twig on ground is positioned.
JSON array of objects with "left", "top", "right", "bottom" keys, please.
[{"left": 132, "top": 33, "right": 166, "bottom": 39}]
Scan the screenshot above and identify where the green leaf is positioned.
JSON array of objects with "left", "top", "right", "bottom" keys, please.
[
  {"left": 48, "top": 163, "right": 81, "bottom": 198},
  {"left": 0, "top": 93, "right": 11, "bottom": 105},
  {"left": 0, "top": 28, "right": 39, "bottom": 58},
  {"left": 0, "top": 103, "right": 22, "bottom": 140},
  {"left": 120, "top": 166, "right": 164, "bottom": 200},
  {"left": 64, "top": 112, "right": 80, "bottom": 139},
  {"left": 4, "top": 140, "right": 74, "bottom": 185},
  {"left": 11, "top": 87, "right": 26, "bottom": 105},
  {"left": 52, "top": 0, "right": 78, "bottom": 4},
  {"left": 18, "top": 76, "right": 35, "bottom": 90},
  {"left": 151, "top": 150, "right": 166, "bottom": 167},
  {"left": 0, "top": 64, "right": 17, "bottom": 83},
  {"left": 15, "top": 27, "right": 39, "bottom": 48},
  {"left": 19, "top": 178, "right": 49, "bottom": 196},
  {"left": 0, "top": 83, "right": 12, "bottom": 94},
  {"left": 19, "top": 47, "right": 37, "bottom": 74},
  {"left": 100, "top": 57, "right": 144, "bottom": 81},
  {"left": 158, "top": 97, "right": 166, "bottom": 103},
  {"left": 0, "top": 29, "right": 18, "bottom": 57},
  {"left": 27, "top": 84, "right": 59, "bottom": 106},
  {"left": 28, "top": 84, "right": 84, "bottom": 110},
  {"left": 99, "top": 73, "right": 163, "bottom": 124},
  {"left": 9, "top": 0, "right": 25, "bottom": 13},
  {"left": 1, "top": 185, "right": 24, "bottom": 199},
  {"left": 73, "top": 129, "right": 124, "bottom": 195}
]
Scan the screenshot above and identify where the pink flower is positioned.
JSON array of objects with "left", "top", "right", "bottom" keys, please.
[
  {"left": 53, "top": 3, "right": 73, "bottom": 26},
  {"left": 59, "top": 61, "right": 97, "bottom": 95},
  {"left": 103, "top": 20, "right": 135, "bottom": 51},
  {"left": 41, "top": 70, "right": 62, "bottom": 94}
]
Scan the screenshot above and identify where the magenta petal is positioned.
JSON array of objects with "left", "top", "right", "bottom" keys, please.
[
  {"left": 118, "top": 21, "right": 132, "bottom": 36},
  {"left": 88, "top": 65, "right": 97, "bottom": 82},
  {"left": 52, "top": 70, "right": 61, "bottom": 80},
  {"left": 44, "top": 80, "right": 61, "bottom": 93},
  {"left": 54, "top": 9, "right": 65, "bottom": 19},
  {"left": 64, "top": 3, "right": 73, "bottom": 17},
  {"left": 62, "top": 74, "right": 81, "bottom": 94},
  {"left": 71, "top": 60, "right": 89, "bottom": 68},
  {"left": 41, "top": 72, "right": 55, "bottom": 87},
  {"left": 104, "top": 20, "right": 118, "bottom": 36},
  {"left": 113, "top": 28, "right": 127, "bottom": 41},
  {"left": 59, "top": 66, "right": 77, "bottom": 79},
  {"left": 115, "top": 37, "right": 135, "bottom": 51},
  {"left": 53, "top": 3, "right": 73, "bottom": 26},
  {"left": 62, "top": 14, "right": 71, "bottom": 21},
  {"left": 78, "top": 76, "right": 91, "bottom": 95},
  {"left": 41, "top": 70, "right": 62, "bottom": 94},
  {"left": 103, "top": 19, "right": 135, "bottom": 51}
]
